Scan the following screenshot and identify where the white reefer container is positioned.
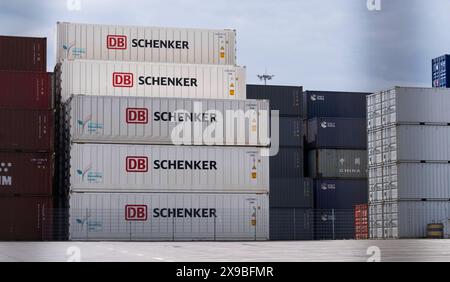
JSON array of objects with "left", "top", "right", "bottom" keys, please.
[
  {"left": 369, "top": 200, "right": 450, "bottom": 239},
  {"left": 58, "top": 60, "right": 246, "bottom": 102},
  {"left": 69, "top": 192, "right": 269, "bottom": 241},
  {"left": 367, "top": 87, "right": 450, "bottom": 130},
  {"left": 69, "top": 143, "right": 269, "bottom": 193},
  {"left": 369, "top": 163, "right": 450, "bottom": 202},
  {"left": 66, "top": 95, "right": 270, "bottom": 146},
  {"left": 57, "top": 22, "right": 237, "bottom": 65}
]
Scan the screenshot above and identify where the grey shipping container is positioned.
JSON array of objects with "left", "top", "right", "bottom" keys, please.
[
  {"left": 308, "top": 149, "right": 367, "bottom": 179},
  {"left": 306, "top": 117, "right": 367, "bottom": 149},
  {"left": 304, "top": 91, "right": 369, "bottom": 119},
  {"left": 247, "top": 85, "right": 304, "bottom": 117},
  {"left": 277, "top": 117, "right": 303, "bottom": 147},
  {"left": 369, "top": 200, "right": 450, "bottom": 239},
  {"left": 269, "top": 208, "right": 313, "bottom": 240},
  {"left": 66, "top": 95, "right": 270, "bottom": 147},
  {"left": 313, "top": 179, "right": 368, "bottom": 209},
  {"left": 69, "top": 192, "right": 269, "bottom": 241}
]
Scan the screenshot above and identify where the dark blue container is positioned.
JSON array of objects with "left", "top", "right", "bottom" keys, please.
[
  {"left": 247, "top": 84, "right": 304, "bottom": 117},
  {"left": 304, "top": 91, "right": 369, "bottom": 119},
  {"left": 270, "top": 178, "right": 313, "bottom": 208},
  {"left": 270, "top": 208, "right": 314, "bottom": 240},
  {"left": 314, "top": 209, "right": 355, "bottom": 240},
  {"left": 432, "top": 55, "right": 450, "bottom": 88},
  {"left": 276, "top": 116, "right": 303, "bottom": 147},
  {"left": 313, "top": 179, "right": 368, "bottom": 209},
  {"left": 306, "top": 117, "right": 367, "bottom": 149},
  {"left": 271, "top": 147, "right": 303, "bottom": 179}
]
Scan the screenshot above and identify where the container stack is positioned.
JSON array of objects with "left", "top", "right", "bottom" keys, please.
[
  {"left": 432, "top": 54, "right": 450, "bottom": 88},
  {"left": 247, "top": 85, "right": 313, "bottom": 240},
  {"left": 0, "top": 36, "right": 54, "bottom": 240},
  {"left": 368, "top": 87, "right": 450, "bottom": 239},
  {"left": 56, "top": 22, "right": 270, "bottom": 240},
  {"left": 304, "top": 91, "right": 369, "bottom": 240}
]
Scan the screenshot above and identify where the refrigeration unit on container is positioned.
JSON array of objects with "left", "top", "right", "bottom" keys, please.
[
  {"left": 306, "top": 117, "right": 367, "bottom": 149},
  {"left": 0, "top": 109, "right": 54, "bottom": 152},
  {"left": 69, "top": 143, "right": 269, "bottom": 193},
  {"left": 269, "top": 208, "right": 313, "bottom": 240},
  {"left": 58, "top": 60, "right": 246, "bottom": 102},
  {"left": 57, "top": 22, "right": 236, "bottom": 65},
  {"left": 367, "top": 87, "right": 450, "bottom": 130},
  {"left": 304, "top": 91, "right": 369, "bottom": 119},
  {"left": 0, "top": 36, "right": 46, "bottom": 72},
  {"left": 313, "top": 179, "right": 368, "bottom": 209},
  {"left": 0, "top": 196, "right": 53, "bottom": 241},
  {"left": 270, "top": 149, "right": 311, "bottom": 208},
  {"left": 369, "top": 200, "right": 450, "bottom": 239},
  {"left": 307, "top": 149, "right": 367, "bottom": 179},
  {"left": 0, "top": 71, "right": 53, "bottom": 110},
  {"left": 69, "top": 192, "right": 269, "bottom": 241},
  {"left": 66, "top": 95, "right": 270, "bottom": 146},
  {"left": 0, "top": 152, "right": 54, "bottom": 196},
  {"left": 369, "top": 163, "right": 450, "bottom": 202},
  {"left": 432, "top": 54, "right": 450, "bottom": 88},
  {"left": 246, "top": 85, "right": 304, "bottom": 117}
]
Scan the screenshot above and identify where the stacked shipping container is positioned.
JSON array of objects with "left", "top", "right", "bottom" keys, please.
[
  {"left": 304, "top": 91, "right": 369, "bottom": 240},
  {"left": 368, "top": 87, "right": 450, "bottom": 239},
  {"left": 432, "top": 54, "right": 450, "bottom": 88},
  {"left": 247, "top": 85, "right": 313, "bottom": 240},
  {"left": 0, "top": 36, "right": 54, "bottom": 241},
  {"left": 57, "top": 22, "right": 270, "bottom": 240}
]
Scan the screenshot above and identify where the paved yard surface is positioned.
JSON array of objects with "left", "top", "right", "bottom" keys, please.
[{"left": 1, "top": 240, "right": 450, "bottom": 262}]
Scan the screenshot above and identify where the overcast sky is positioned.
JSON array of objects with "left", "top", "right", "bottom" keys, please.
[{"left": 1, "top": 0, "right": 449, "bottom": 92}]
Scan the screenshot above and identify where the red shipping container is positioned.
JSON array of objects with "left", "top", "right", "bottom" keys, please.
[
  {"left": 0, "top": 71, "right": 53, "bottom": 110},
  {"left": 355, "top": 204, "right": 369, "bottom": 240},
  {"left": 0, "top": 152, "right": 54, "bottom": 196},
  {"left": 0, "top": 109, "right": 54, "bottom": 152},
  {"left": 0, "top": 196, "right": 53, "bottom": 241},
  {"left": 0, "top": 36, "right": 46, "bottom": 72}
]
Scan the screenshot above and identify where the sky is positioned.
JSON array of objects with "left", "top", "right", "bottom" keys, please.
[{"left": 0, "top": 0, "right": 449, "bottom": 92}]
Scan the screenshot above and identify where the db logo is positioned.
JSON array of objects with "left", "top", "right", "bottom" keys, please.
[
  {"left": 113, "top": 72, "right": 133, "bottom": 87},
  {"left": 125, "top": 205, "right": 148, "bottom": 221},
  {"left": 107, "top": 35, "right": 127, "bottom": 50},
  {"left": 126, "top": 108, "right": 148, "bottom": 124},
  {"left": 126, "top": 156, "right": 148, "bottom": 172}
]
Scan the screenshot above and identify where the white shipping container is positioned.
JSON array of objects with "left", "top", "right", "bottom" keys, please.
[
  {"left": 66, "top": 95, "right": 270, "bottom": 146},
  {"left": 59, "top": 60, "right": 246, "bottom": 102},
  {"left": 57, "top": 22, "right": 236, "bottom": 65},
  {"left": 369, "top": 201, "right": 450, "bottom": 239},
  {"left": 368, "top": 87, "right": 450, "bottom": 130},
  {"left": 369, "top": 163, "right": 450, "bottom": 202},
  {"left": 69, "top": 143, "right": 269, "bottom": 193},
  {"left": 69, "top": 192, "right": 269, "bottom": 241}
]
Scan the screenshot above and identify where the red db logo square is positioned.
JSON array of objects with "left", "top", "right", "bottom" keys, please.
[
  {"left": 107, "top": 35, "right": 127, "bottom": 50},
  {"left": 125, "top": 205, "right": 148, "bottom": 221}
]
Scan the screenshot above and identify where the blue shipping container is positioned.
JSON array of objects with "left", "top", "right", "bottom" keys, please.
[
  {"left": 270, "top": 178, "right": 313, "bottom": 208},
  {"left": 306, "top": 117, "right": 367, "bottom": 149},
  {"left": 304, "top": 91, "right": 369, "bottom": 119},
  {"left": 270, "top": 208, "right": 314, "bottom": 240},
  {"left": 276, "top": 116, "right": 303, "bottom": 147},
  {"left": 432, "top": 55, "right": 450, "bottom": 88},
  {"left": 313, "top": 179, "right": 368, "bottom": 209},
  {"left": 247, "top": 85, "right": 304, "bottom": 117},
  {"left": 314, "top": 209, "right": 355, "bottom": 240}
]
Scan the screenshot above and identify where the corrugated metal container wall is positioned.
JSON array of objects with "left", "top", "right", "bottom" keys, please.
[
  {"left": 246, "top": 85, "right": 304, "bottom": 117},
  {"left": 69, "top": 144, "right": 269, "bottom": 193},
  {"left": 369, "top": 163, "right": 450, "bottom": 202},
  {"left": 432, "top": 55, "right": 450, "bottom": 88},
  {"left": 304, "top": 91, "right": 369, "bottom": 119},
  {"left": 313, "top": 179, "right": 368, "bottom": 209},
  {"left": 277, "top": 117, "right": 303, "bottom": 147},
  {"left": 0, "top": 152, "right": 54, "bottom": 196},
  {"left": 0, "top": 109, "right": 54, "bottom": 152},
  {"left": 367, "top": 87, "right": 450, "bottom": 130},
  {"left": 369, "top": 201, "right": 450, "bottom": 239},
  {"left": 0, "top": 196, "right": 53, "bottom": 241},
  {"left": 307, "top": 149, "right": 367, "bottom": 179},
  {"left": 69, "top": 192, "right": 269, "bottom": 241},
  {"left": 57, "top": 22, "right": 236, "bottom": 65},
  {"left": 306, "top": 117, "right": 367, "bottom": 149},
  {"left": 59, "top": 60, "right": 246, "bottom": 102},
  {"left": 67, "top": 95, "right": 270, "bottom": 146},
  {"left": 314, "top": 209, "right": 356, "bottom": 240},
  {"left": 0, "top": 71, "right": 53, "bottom": 110},
  {"left": 0, "top": 36, "right": 46, "bottom": 72},
  {"left": 269, "top": 208, "right": 313, "bottom": 240}
]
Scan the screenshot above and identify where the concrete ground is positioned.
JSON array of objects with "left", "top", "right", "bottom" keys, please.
[{"left": 1, "top": 240, "right": 450, "bottom": 262}]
